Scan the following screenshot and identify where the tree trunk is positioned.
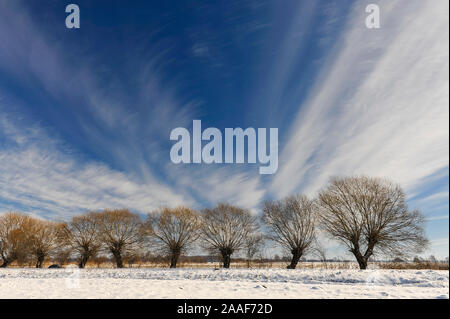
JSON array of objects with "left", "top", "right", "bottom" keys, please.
[
  {"left": 351, "top": 248, "right": 368, "bottom": 270},
  {"left": 220, "top": 248, "right": 233, "bottom": 268},
  {"left": 361, "top": 241, "right": 375, "bottom": 269},
  {"left": 222, "top": 253, "right": 231, "bottom": 268},
  {"left": 287, "top": 248, "right": 302, "bottom": 269},
  {"left": 357, "top": 258, "right": 368, "bottom": 270},
  {"left": 0, "top": 259, "right": 9, "bottom": 268},
  {"left": 170, "top": 250, "right": 180, "bottom": 268},
  {"left": 79, "top": 255, "right": 89, "bottom": 269},
  {"left": 36, "top": 254, "right": 45, "bottom": 268},
  {"left": 112, "top": 250, "right": 123, "bottom": 268}
]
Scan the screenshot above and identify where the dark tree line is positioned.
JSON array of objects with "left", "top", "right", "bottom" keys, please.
[{"left": 0, "top": 176, "right": 429, "bottom": 269}]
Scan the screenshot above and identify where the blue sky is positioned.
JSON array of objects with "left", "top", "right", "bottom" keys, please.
[{"left": 0, "top": 0, "right": 448, "bottom": 258}]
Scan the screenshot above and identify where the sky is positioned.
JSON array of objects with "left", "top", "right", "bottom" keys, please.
[{"left": 0, "top": 0, "right": 448, "bottom": 258}]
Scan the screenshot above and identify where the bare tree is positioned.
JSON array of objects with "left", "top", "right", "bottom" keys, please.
[
  {"left": 262, "top": 195, "right": 316, "bottom": 269},
  {"left": 0, "top": 212, "right": 31, "bottom": 267},
  {"left": 317, "top": 176, "right": 429, "bottom": 269},
  {"left": 314, "top": 246, "right": 327, "bottom": 262},
  {"left": 313, "top": 245, "right": 328, "bottom": 269},
  {"left": 245, "top": 233, "right": 264, "bottom": 268},
  {"left": 60, "top": 212, "right": 102, "bottom": 268},
  {"left": 92, "top": 255, "right": 109, "bottom": 268},
  {"left": 200, "top": 203, "right": 259, "bottom": 268},
  {"left": 97, "top": 209, "right": 145, "bottom": 268},
  {"left": 28, "top": 218, "right": 63, "bottom": 268},
  {"left": 52, "top": 247, "right": 73, "bottom": 267},
  {"left": 429, "top": 255, "right": 437, "bottom": 263},
  {"left": 147, "top": 206, "right": 201, "bottom": 268}
]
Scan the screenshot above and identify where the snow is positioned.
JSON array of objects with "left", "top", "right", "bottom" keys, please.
[{"left": 0, "top": 268, "right": 448, "bottom": 299}]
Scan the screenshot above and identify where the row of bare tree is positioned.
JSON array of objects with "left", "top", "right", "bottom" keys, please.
[
  {"left": 0, "top": 176, "right": 429, "bottom": 269},
  {"left": 0, "top": 214, "right": 62, "bottom": 268}
]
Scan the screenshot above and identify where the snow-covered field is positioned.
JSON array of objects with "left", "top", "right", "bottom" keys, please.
[{"left": 0, "top": 268, "right": 448, "bottom": 299}]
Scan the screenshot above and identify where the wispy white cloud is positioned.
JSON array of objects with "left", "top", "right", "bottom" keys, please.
[
  {"left": 271, "top": 0, "right": 449, "bottom": 200},
  {"left": 430, "top": 238, "right": 449, "bottom": 247},
  {"left": 428, "top": 238, "right": 450, "bottom": 259},
  {"left": 173, "top": 165, "right": 265, "bottom": 212},
  {"left": 415, "top": 192, "right": 449, "bottom": 204},
  {"left": 0, "top": 110, "right": 192, "bottom": 220},
  {"left": 0, "top": 1, "right": 202, "bottom": 218},
  {"left": 0, "top": 105, "right": 267, "bottom": 218},
  {"left": 0, "top": 0, "right": 269, "bottom": 218},
  {"left": 426, "top": 215, "right": 449, "bottom": 222}
]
